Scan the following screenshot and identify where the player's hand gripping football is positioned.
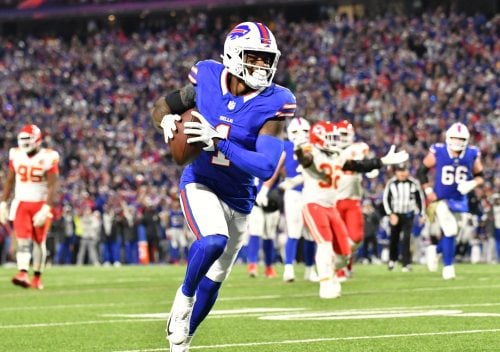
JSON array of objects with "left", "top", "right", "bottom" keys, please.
[
  {"left": 380, "top": 145, "right": 409, "bottom": 165},
  {"left": 160, "top": 114, "right": 182, "bottom": 143},
  {"left": 0, "top": 201, "right": 8, "bottom": 225},
  {"left": 33, "top": 204, "right": 52, "bottom": 227},
  {"left": 184, "top": 111, "right": 226, "bottom": 151}
]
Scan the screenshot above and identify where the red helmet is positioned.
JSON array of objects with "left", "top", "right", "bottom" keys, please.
[
  {"left": 17, "top": 124, "right": 42, "bottom": 153},
  {"left": 335, "top": 119, "right": 354, "bottom": 149},
  {"left": 310, "top": 121, "right": 336, "bottom": 152}
]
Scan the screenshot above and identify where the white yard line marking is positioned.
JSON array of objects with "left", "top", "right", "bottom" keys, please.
[
  {"left": 102, "top": 308, "right": 305, "bottom": 319},
  {"left": 0, "top": 319, "right": 159, "bottom": 329},
  {"left": 111, "top": 328, "right": 500, "bottom": 352},
  {"left": 261, "top": 309, "right": 464, "bottom": 320},
  {"left": 0, "top": 302, "right": 146, "bottom": 312}
]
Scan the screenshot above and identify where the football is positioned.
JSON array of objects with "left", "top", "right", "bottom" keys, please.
[{"left": 168, "top": 108, "right": 204, "bottom": 166}]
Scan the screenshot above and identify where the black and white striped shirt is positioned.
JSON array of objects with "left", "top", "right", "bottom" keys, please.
[{"left": 383, "top": 176, "right": 425, "bottom": 215}]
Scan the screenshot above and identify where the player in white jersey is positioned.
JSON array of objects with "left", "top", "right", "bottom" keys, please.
[
  {"left": 295, "top": 121, "right": 350, "bottom": 299},
  {"left": 334, "top": 120, "right": 380, "bottom": 280},
  {"left": 0, "top": 124, "right": 60, "bottom": 290},
  {"left": 295, "top": 121, "right": 408, "bottom": 298}
]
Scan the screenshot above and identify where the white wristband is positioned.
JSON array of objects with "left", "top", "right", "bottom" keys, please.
[{"left": 424, "top": 187, "right": 433, "bottom": 196}]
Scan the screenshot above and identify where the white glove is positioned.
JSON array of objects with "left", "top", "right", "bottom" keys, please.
[
  {"left": 365, "top": 169, "right": 379, "bottom": 179},
  {"left": 184, "top": 111, "right": 226, "bottom": 151},
  {"left": 457, "top": 179, "right": 477, "bottom": 195},
  {"left": 255, "top": 185, "right": 270, "bottom": 207},
  {"left": 278, "top": 175, "right": 304, "bottom": 190},
  {"left": 33, "top": 204, "right": 52, "bottom": 227},
  {"left": 380, "top": 145, "right": 409, "bottom": 165},
  {"left": 0, "top": 201, "right": 8, "bottom": 225},
  {"left": 160, "top": 114, "right": 181, "bottom": 143}
]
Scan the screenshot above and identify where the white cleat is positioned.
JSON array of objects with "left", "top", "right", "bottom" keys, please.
[
  {"left": 170, "top": 336, "right": 192, "bottom": 352},
  {"left": 442, "top": 265, "right": 456, "bottom": 280},
  {"left": 282, "top": 264, "right": 295, "bottom": 282},
  {"left": 319, "top": 278, "right": 341, "bottom": 299},
  {"left": 426, "top": 245, "right": 438, "bottom": 272},
  {"left": 304, "top": 266, "right": 320, "bottom": 282},
  {"left": 166, "top": 287, "right": 195, "bottom": 345}
]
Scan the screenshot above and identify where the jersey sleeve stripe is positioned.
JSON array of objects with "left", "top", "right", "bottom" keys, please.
[
  {"left": 188, "top": 66, "right": 198, "bottom": 85},
  {"left": 276, "top": 102, "right": 296, "bottom": 118}
]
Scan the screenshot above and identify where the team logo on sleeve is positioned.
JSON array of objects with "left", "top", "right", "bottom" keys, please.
[{"left": 228, "top": 24, "right": 250, "bottom": 39}]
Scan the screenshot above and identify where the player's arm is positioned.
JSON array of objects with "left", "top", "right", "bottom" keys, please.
[
  {"left": 342, "top": 145, "right": 408, "bottom": 172},
  {"left": 0, "top": 167, "right": 15, "bottom": 224},
  {"left": 216, "top": 119, "right": 285, "bottom": 181},
  {"left": 1, "top": 168, "right": 15, "bottom": 203},
  {"left": 45, "top": 171, "right": 59, "bottom": 208},
  {"left": 342, "top": 158, "right": 383, "bottom": 173},
  {"left": 457, "top": 156, "right": 484, "bottom": 195},
  {"left": 417, "top": 151, "right": 437, "bottom": 201},
  {"left": 151, "top": 84, "right": 196, "bottom": 131},
  {"left": 294, "top": 145, "right": 314, "bottom": 169},
  {"left": 256, "top": 151, "right": 286, "bottom": 206},
  {"left": 471, "top": 158, "right": 484, "bottom": 187}
]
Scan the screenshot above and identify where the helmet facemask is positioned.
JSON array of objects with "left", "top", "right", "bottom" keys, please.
[{"left": 17, "top": 126, "right": 42, "bottom": 154}]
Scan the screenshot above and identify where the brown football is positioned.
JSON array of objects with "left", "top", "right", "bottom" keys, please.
[{"left": 168, "top": 108, "right": 204, "bottom": 166}]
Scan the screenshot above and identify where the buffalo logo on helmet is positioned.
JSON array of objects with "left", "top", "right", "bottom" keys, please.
[{"left": 228, "top": 24, "right": 251, "bottom": 40}]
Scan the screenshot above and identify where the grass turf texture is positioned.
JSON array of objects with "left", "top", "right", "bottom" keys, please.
[{"left": 0, "top": 264, "right": 499, "bottom": 352}]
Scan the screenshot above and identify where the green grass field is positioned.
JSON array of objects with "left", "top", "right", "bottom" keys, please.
[{"left": 1, "top": 263, "right": 499, "bottom": 352}]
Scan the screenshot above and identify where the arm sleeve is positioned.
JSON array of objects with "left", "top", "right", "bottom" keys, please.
[
  {"left": 415, "top": 181, "right": 425, "bottom": 215},
  {"left": 217, "top": 135, "right": 284, "bottom": 181},
  {"left": 342, "top": 158, "right": 383, "bottom": 173},
  {"left": 382, "top": 181, "right": 393, "bottom": 215},
  {"left": 416, "top": 165, "right": 429, "bottom": 185}
]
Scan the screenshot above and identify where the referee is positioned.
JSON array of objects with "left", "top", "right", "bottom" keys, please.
[{"left": 383, "top": 162, "right": 425, "bottom": 271}]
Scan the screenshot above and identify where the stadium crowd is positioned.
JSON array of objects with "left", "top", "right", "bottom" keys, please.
[{"left": 0, "top": 7, "right": 498, "bottom": 265}]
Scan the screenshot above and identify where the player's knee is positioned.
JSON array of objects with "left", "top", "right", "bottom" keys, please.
[
  {"left": 17, "top": 239, "right": 31, "bottom": 253},
  {"left": 198, "top": 276, "right": 222, "bottom": 295},
  {"left": 200, "top": 235, "right": 228, "bottom": 258}
]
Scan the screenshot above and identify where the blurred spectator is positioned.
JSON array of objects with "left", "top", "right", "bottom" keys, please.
[
  {"left": 76, "top": 205, "right": 101, "bottom": 266},
  {"left": 55, "top": 204, "right": 75, "bottom": 264}
]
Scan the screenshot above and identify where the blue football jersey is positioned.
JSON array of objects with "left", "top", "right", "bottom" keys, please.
[
  {"left": 168, "top": 209, "right": 185, "bottom": 229},
  {"left": 432, "top": 143, "right": 479, "bottom": 212},
  {"left": 283, "top": 140, "right": 303, "bottom": 192},
  {"left": 180, "top": 60, "right": 296, "bottom": 214}
]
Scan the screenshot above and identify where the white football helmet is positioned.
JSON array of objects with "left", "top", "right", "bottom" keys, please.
[
  {"left": 445, "top": 122, "right": 469, "bottom": 152},
  {"left": 287, "top": 117, "right": 311, "bottom": 144},
  {"left": 17, "top": 124, "right": 42, "bottom": 153},
  {"left": 222, "top": 22, "right": 281, "bottom": 89},
  {"left": 335, "top": 120, "right": 354, "bottom": 149}
]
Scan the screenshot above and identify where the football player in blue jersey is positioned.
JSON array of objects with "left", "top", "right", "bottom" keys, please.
[
  {"left": 151, "top": 22, "right": 295, "bottom": 351},
  {"left": 246, "top": 160, "right": 284, "bottom": 279},
  {"left": 418, "top": 122, "right": 484, "bottom": 280},
  {"left": 279, "top": 117, "right": 319, "bottom": 282}
]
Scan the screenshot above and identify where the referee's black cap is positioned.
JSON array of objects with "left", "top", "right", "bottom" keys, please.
[{"left": 395, "top": 162, "right": 409, "bottom": 171}]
